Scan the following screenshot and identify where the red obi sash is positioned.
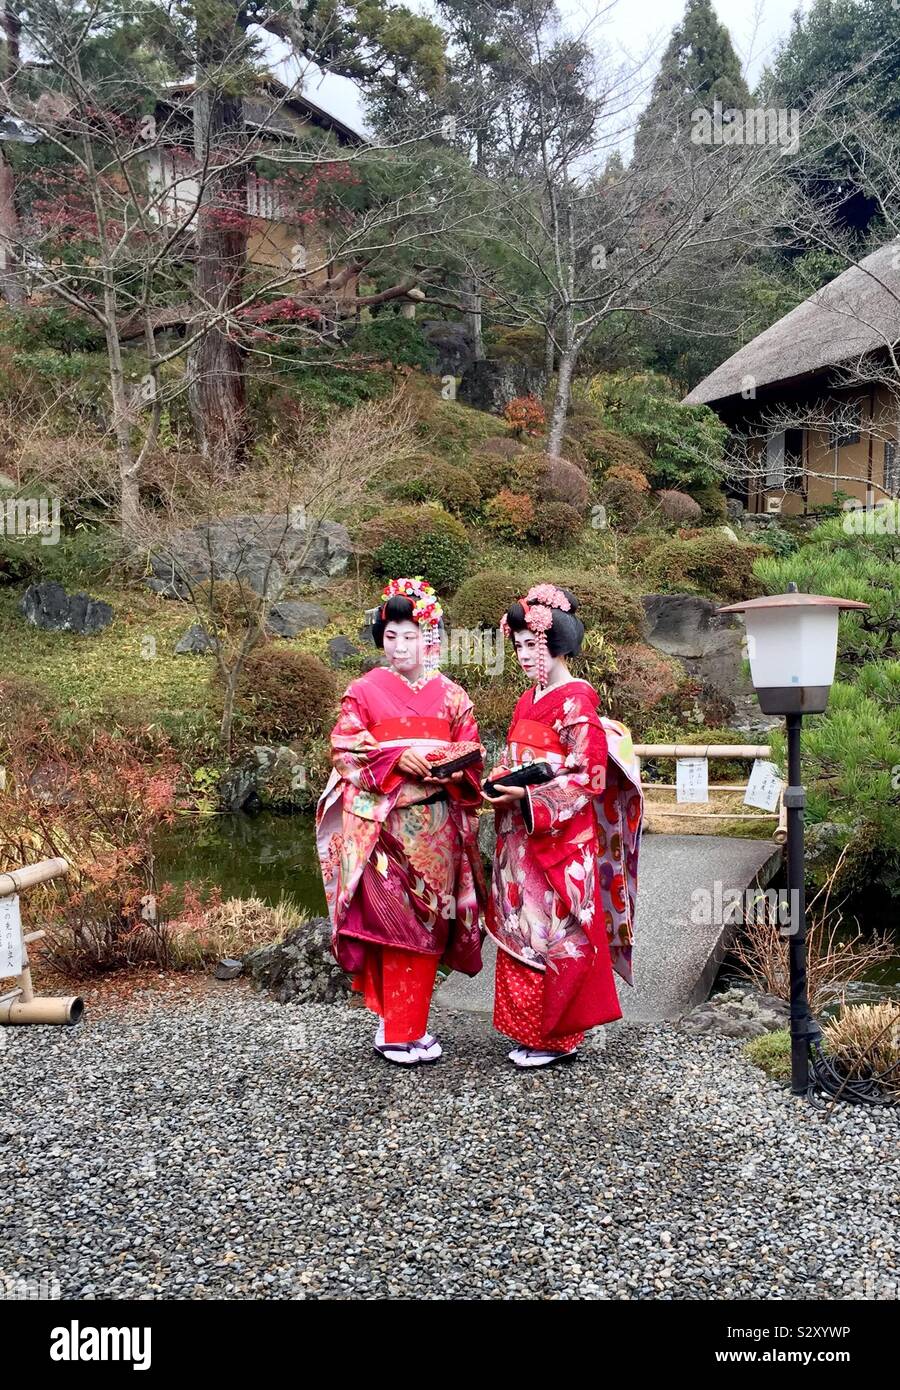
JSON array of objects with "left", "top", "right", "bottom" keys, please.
[
  {"left": 369, "top": 716, "right": 452, "bottom": 742},
  {"left": 509, "top": 719, "right": 564, "bottom": 755}
]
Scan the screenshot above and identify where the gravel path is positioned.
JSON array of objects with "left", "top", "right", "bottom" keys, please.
[{"left": 1, "top": 982, "right": 898, "bottom": 1301}]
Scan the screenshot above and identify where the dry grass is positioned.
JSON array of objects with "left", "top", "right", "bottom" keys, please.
[
  {"left": 643, "top": 787, "right": 778, "bottom": 839},
  {"left": 822, "top": 1002, "right": 900, "bottom": 1098},
  {"left": 728, "top": 847, "right": 897, "bottom": 1012},
  {"left": 165, "top": 893, "right": 308, "bottom": 969}
]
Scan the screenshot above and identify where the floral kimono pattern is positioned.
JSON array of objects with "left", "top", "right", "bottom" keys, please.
[
  {"left": 315, "top": 665, "right": 486, "bottom": 979},
  {"left": 487, "top": 678, "right": 643, "bottom": 1042}
]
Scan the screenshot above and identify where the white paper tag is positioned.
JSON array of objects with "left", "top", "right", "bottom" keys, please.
[
  {"left": 744, "top": 759, "right": 783, "bottom": 812},
  {"left": 676, "top": 757, "right": 709, "bottom": 804},
  {"left": 0, "top": 894, "right": 23, "bottom": 978}
]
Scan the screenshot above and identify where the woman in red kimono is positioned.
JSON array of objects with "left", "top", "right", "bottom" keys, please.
[
  {"left": 316, "top": 577, "right": 486, "bottom": 1066},
  {"left": 483, "top": 584, "right": 643, "bottom": 1069}
]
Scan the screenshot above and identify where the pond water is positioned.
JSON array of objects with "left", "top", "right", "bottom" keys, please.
[
  {"left": 156, "top": 811, "right": 900, "bottom": 1003},
  {"left": 156, "top": 810, "right": 327, "bottom": 917}
]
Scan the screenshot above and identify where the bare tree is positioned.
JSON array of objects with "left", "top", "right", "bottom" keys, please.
[
  {"left": 456, "top": 0, "right": 842, "bottom": 455},
  {"left": 135, "top": 389, "right": 419, "bottom": 754}
]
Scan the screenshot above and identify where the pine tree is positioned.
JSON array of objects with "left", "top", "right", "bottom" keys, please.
[{"left": 635, "top": 0, "right": 751, "bottom": 154}]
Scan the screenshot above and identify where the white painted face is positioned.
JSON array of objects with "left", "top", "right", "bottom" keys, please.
[
  {"left": 383, "top": 619, "right": 425, "bottom": 675},
  {"left": 512, "top": 629, "right": 565, "bottom": 683}
]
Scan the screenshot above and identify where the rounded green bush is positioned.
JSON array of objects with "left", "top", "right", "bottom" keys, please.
[
  {"left": 528, "top": 500, "right": 583, "bottom": 547},
  {"left": 231, "top": 647, "right": 337, "bottom": 741},
  {"left": 358, "top": 504, "right": 471, "bottom": 593},
  {"left": 451, "top": 570, "right": 529, "bottom": 629}
]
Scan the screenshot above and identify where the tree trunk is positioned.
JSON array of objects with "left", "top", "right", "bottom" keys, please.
[
  {"left": 461, "top": 275, "right": 484, "bottom": 361},
  {"left": 0, "top": 149, "right": 25, "bottom": 307},
  {"left": 547, "top": 346, "right": 575, "bottom": 456},
  {"left": 544, "top": 322, "right": 555, "bottom": 380},
  {"left": 190, "top": 74, "right": 248, "bottom": 472}
]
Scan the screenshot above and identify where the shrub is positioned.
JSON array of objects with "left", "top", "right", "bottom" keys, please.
[
  {"left": 0, "top": 536, "right": 40, "bottom": 586},
  {"left": 485, "top": 488, "right": 536, "bottom": 541},
  {"left": 233, "top": 647, "right": 336, "bottom": 742},
  {"left": 451, "top": 570, "right": 528, "bottom": 629},
  {"left": 536, "top": 455, "right": 591, "bottom": 515},
  {"left": 771, "top": 662, "right": 900, "bottom": 894},
  {"left": 606, "top": 642, "right": 681, "bottom": 724},
  {"left": 0, "top": 727, "right": 182, "bottom": 976},
  {"left": 754, "top": 522, "right": 799, "bottom": 557},
  {"left": 580, "top": 426, "right": 653, "bottom": 478},
  {"left": 528, "top": 500, "right": 583, "bottom": 547},
  {"left": 656, "top": 488, "right": 703, "bottom": 524},
  {"left": 598, "top": 475, "right": 651, "bottom": 531},
  {"left": 755, "top": 514, "right": 900, "bottom": 669},
  {"left": 587, "top": 370, "right": 728, "bottom": 488},
  {"left": 545, "top": 570, "right": 645, "bottom": 644},
  {"left": 356, "top": 504, "right": 471, "bottom": 592},
  {"left": 387, "top": 457, "right": 482, "bottom": 515},
  {"left": 639, "top": 533, "right": 767, "bottom": 603},
  {"left": 503, "top": 394, "right": 546, "bottom": 438},
  {"left": 821, "top": 1003, "right": 900, "bottom": 1100},
  {"left": 606, "top": 463, "right": 651, "bottom": 493},
  {"left": 477, "top": 436, "right": 523, "bottom": 461},
  {"left": 689, "top": 481, "right": 727, "bottom": 522},
  {"left": 346, "top": 316, "right": 437, "bottom": 370}
]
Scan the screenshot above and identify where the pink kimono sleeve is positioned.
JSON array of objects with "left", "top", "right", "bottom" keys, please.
[
  {"left": 330, "top": 691, "right": 406, "bottom": 794},
  {"left": 445, "top": 692, "right": 485, "bottom": 807},
  {"left": 523, "top": 714, "right": 608, "bottom": 835}
]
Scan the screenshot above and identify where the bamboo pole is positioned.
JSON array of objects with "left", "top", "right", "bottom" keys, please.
[
  {"left": 0, "top": 857, "right": 82, "bottom": 1026},
  {"left": 633, "top": 744, "right": 772, "bottom": 758}
]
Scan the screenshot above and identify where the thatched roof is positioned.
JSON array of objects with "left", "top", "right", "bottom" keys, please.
[{"left": 683, "top": 240, "right": 900, "bottom": 407}]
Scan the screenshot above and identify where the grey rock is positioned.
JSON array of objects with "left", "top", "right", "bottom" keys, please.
[
  {"left": 641, "top": 592, "right": 748, "bottom": 702},
  {"left": 20, "top": 580, "right": 113, "bottom": 635},
  {"left": 146, "top": 513, "right": 352, "bottom": 600},
  {"left": 243, "top": 917, "right": 350, "bottom": 1005},
  {"left": 421, "top": 320, "right": 475, "bottom": 377},
  {"left": 266, "top": 601, "right": 329, "bottom": 638},
  {"left": 458, "top": 358, "right": 546, "bottom": 415},
  {"left": 214, "top": 958, "right": 243, "bottom": 980},
  {"left": 328, "top": 636, "right": 358, "bottom": 667},
  {"left": 174, "top": 623, "right": 217, "bottom": 655},
  {"left": 218, "top": 745, "right": 311, "bottom": 813}
]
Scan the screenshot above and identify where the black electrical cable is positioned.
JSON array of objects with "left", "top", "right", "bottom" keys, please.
[{"left": 806, "top": 1040, "right": 900, "bottom": 1109}]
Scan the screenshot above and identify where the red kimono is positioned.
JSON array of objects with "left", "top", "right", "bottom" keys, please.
[
  {"left": 487, "top": 679, "right": 642, "bottom": 1051},
  {"left": 316, "top": 666, "right": 486, "bottom": 1042}
]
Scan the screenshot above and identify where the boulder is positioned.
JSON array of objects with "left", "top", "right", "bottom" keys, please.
[
  {"left": 266, "top": 600, "right": 329, "bottom": 637},
  {"left": 421, "top": 320, "right": 476, "bottom": 377},
  {"left": 218, "top": 744, "right": 312, "bottom": 812},
  {"left": 243, "top": 917, "right": 350, "bottom": 1005},
  {"left": 678, "top": 984, "right": 789, "bottom": 1040},
  {"left": 174, "top": 623, "right": 217, "bottom": 655},
  {"left": 146, "top": 513, "right": 352, "bottom": 600},
  {"left": 641, "top": 592, "right": 748, "bottom": 704},
  {"left": 458, "top": 358, "right": 546, "bottom": 415},
  {"left": 20, "top": 580, "right": 113, "bottom": 635},
  {"left": 328, "top": 635, "right": 358, "bottom": 667}
]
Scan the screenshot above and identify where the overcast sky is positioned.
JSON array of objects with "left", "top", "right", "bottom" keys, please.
[{"left": 266, "top": 0, "right": 813, "bottom": 141}]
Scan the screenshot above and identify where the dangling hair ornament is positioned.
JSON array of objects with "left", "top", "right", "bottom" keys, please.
[
  {"left": 500, "top": 583, "right": 571, "bottom": 687},
  {"left": 379, "top": 576, "right": 444, "bottom": 674}
]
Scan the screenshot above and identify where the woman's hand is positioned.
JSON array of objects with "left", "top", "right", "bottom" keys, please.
[
  {"left": 480, "top": 782, "right": 527, "bottom": 806},
  {"left": 397, "top": 749, "right": 436, "bottom": 779}
]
